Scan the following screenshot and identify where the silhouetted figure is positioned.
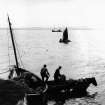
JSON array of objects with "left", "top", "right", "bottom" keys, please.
[
  {"left": 40, "top": 65, "right": 50, "bottom": 82},
  {"left": 54, "top": 66, "right": 62, "bottom": 81}
]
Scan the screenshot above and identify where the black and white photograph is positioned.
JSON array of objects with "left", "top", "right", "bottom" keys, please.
[{"left": 0, "top": 0, "right": 105, "bottom": 105}]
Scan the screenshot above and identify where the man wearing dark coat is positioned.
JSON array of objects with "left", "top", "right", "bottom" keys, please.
[
  {"left": 54, "top": 66, "right": 62, "bottom": 81},
  {"left": 40, "top": 64, "right": 50, "bottom": 82}
]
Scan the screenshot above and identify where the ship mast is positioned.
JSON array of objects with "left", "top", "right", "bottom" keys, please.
[{"left": 7, "top": 15, "right": 19, "bottom": 76}]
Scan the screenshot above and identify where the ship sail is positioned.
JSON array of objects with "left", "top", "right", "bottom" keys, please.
[
  {"left": 63, "top": 27, "right": 68, "bottom": 41},
  {"left": 59, "top": 27, "right": 71, "bottom": 44}
]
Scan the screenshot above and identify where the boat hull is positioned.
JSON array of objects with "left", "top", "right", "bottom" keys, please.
[
  {"left": 26, "top": 92, "right": 47, "bottom": 105},
  {"left": 12, "top": 69, "right": 48, "bottom": 105},
  {"left": 46, "top": 80, "right": 72, "bottom": 101},
  {"left": 26, "top": 84, "right": 48, "bottom": 105},
  {"left": 59, "top": 38, "right": 71, "bottom": 44}
]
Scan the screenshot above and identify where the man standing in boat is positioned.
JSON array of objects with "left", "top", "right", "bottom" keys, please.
[
  {"left": 40, "top": 64, "right": 50, "bottom": 82},
  {"left": 54, "top": 66, "right": 62, "bottom": 81}
]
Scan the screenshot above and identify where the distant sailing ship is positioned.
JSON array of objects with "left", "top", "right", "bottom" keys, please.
[
  {"left": 52, "top": 29, "right": 62, "bottom": 32},
  {"left": 59, "top": 27, "right": 71, "bottom": 44}
]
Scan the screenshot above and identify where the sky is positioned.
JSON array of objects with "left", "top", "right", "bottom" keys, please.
[{"left": 0, "top": 0, "right": 105, "bottom": 28}]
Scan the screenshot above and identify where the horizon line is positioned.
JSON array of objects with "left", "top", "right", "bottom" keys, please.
[{"left": 0, "top": 26, "right": 95, "bottom": 30}]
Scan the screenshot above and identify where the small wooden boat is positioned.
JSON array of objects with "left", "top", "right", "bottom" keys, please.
[
  {"left": 47, "top": 80, "right": 71, "bottom": 94},
  {"left": 7, "top": 15, "right": 48, "bottom": 105},
  {"left": 52, "top": 29, "right": 62, "bottom": 32},
  {"left": 46, "top": 77, "right": 97, "bottom": 100},
  {"left": 59, "top": 27, "right": 71, "bottom": 44}
]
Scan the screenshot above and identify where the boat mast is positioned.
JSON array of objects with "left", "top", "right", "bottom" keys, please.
[{"left": 7, "top": 16, "right": 19, "bottom": 71}]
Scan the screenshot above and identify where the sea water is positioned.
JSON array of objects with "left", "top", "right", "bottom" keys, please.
[{"left": 0, "top": 28, "right": 105, "bottom": 104}]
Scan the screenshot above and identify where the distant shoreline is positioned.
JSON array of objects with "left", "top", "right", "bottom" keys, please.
[{"left": 0, "top": 26, "right": 94, "bottom": 30}]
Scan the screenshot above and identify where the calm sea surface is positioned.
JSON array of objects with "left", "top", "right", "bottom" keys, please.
[{"left": 0, "top": 28, "right": 105, "bottom": 104}]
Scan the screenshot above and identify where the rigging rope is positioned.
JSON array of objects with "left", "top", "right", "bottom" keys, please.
[
  {"left": 7, "top": 27, "right": 25, "bottom": 69},
  {"left": 12, "top": 29, "right": 25, "bottom": 69},
  {"left": 0, "top": 28, "right": 26, "bottom": 77},
  {"left": 0, "top": 69, "right": 10, "bottom": 75},
  {"left": 7, "top": 29, "right": 11, "bottom": 67},
  {"left": 0, "top": 29, "right": 11, "bottom": 76},
  {"left": 0, "top": 23, "right": 27, "bottom": 76}
]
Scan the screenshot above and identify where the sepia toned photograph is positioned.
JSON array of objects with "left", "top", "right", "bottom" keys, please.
[{"left": 0, "top": 0, "right": 105, "bottom": 105}]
